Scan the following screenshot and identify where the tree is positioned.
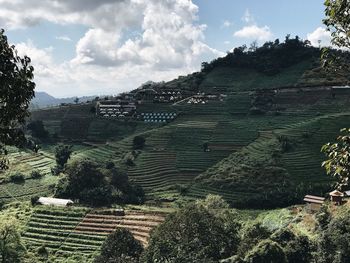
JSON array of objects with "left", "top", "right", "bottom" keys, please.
[
  {"left": 74, "top": 97, "right": 79, "bottom": 104},
  {"left": 133, "top": 136, "right": 145, "bottom": 150},
  {"left": 322, "top": 0, "right": 350, "bottom": 73},
  {"left": 321, "top": 128, "right": 350, "bottom": 190},
  {"left": 316, "top": 209, "right": 350, "bottom": 262},
  {"left": 323, "top": 0, "right": 350, "bottom": 49},
  {"left": 0, "top": 218, "right": 25, "bottom": 263},
  {"left": 94, "top": 228, "right": 143, "bottom": 263},
  {"left": 54, "top": 145, "right": 73, "bottom": 169},
  {"left": 27, "top": 120, "right": 49, "bottom": 139},
  {"left": 55, "top": 159, "right": 144, "bottom": 206},
  {"left": 244, "top": 239, "right": 287, "bottom": 263},
  {"left": 144, "top": 203, "right": 241, "bottom": 262},
  {"left": 0, "top": 29, "right": 35, "bottom": 171},
  {"left": 270, "top": 229, "right": 312, "bottom": 263}
]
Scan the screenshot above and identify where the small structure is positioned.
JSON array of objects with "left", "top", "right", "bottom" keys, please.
[
  {"left": 38, "top": 197, "right": 74, "bottom": 207},
  {"left": 329, "top": 190, "right": 344, "bottom": 205},
  {"left": 303, "top": 195, "right": 325, "bottom": 213}
]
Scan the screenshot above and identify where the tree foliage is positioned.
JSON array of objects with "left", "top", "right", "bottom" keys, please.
[
  {"left": 55, "top": 159, "right": 144, "bottom": 206},
  {"left": 244, "top": 239, "right": 287, "bottom": 263},
  {"left": 27, "top": 120, "right": 49, "bottom": 139},
  {"left": 54, "top": 145, "right": 73, "bottom": 169},
  {"left": 0, "top": 29, "right": 35, "bottom": 170},
  {"left": 321, "top": 128, "right": 350, "bottom": 190},
  {"left": 143, "top": 203, "right": 241, "bottom": 263},
  {"left": 323, "top": 0, "right": 350, "bottom": 49},
  {"left": 322, "top": 0, "right": 350, "bottom": 75},
  {"left": 0, "top": 218, "right": 25, "bottom": 263},
  {"left": 201, "top": 36, "right": 315, "bottom": 76},
  {"left": 133, "top": 136, "right": 146, "bottom": 150},
  {"left": 94, "top": 228, "right": 143, "bottom": 263}
]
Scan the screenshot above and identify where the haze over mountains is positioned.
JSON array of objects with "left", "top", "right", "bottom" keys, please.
[{"left": 31, "top": 92, "right": 97, "bottom": 108}]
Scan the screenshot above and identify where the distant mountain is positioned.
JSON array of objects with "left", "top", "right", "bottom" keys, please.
[{"left": 30, "top": 92, "right": 98, "bottom": 109}]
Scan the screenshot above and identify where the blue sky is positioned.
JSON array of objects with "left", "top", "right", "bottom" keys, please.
[{"left": 0, "top": 0, "right": 330, "bottom": 97}]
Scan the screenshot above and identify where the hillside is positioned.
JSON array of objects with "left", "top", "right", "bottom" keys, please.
[{"left": 3, "top": 37, "right": 350, "bottom": 210}]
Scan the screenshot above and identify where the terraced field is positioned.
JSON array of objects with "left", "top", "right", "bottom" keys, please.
[
  {"left": 0, "top": 150, "right": 57, "bottom": 204},
  {"left": 76, "top": 210, "right": 166, "bottom": 246},
  {"left": 22, "top": 207, "right": 166, "bottom": 262},
  {"left": 22, "top": 208, "right": 103, "bottom": 260}
]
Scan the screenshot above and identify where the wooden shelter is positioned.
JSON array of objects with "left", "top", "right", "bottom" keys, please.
[
  {"left": 329, "top": 190, "right": 344, "bottom": 205},
  {"left": 303, "top": 195, "right": 325, "bottom": 212}
]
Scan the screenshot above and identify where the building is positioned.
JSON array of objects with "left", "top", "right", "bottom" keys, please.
[
  {"left": 38, "top": 197, "right": 74, "bottom": 207},
  {"left": 303, "top": 195, "right": 325, "bottom": 213},
  {"left": 329, "top": 190, "right": 344, "bottom": 205}
]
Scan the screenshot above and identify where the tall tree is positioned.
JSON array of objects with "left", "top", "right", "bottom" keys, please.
[
  {"left": 54, "top": 144, "right": 73, "bottom": 168},
  {"left": 0, "top": 29, "right": 35, "bottom": 170}
]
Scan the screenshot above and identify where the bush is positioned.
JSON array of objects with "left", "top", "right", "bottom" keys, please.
[
  {"left": 9, "top": 172, "right": 25, "bottom": 183},
  {"left": 30, "top": 170, "right": 43, "bottom": 179},
  {"left": 31, "top": 196, "right": 39, "bottom": 206},
  {"left": 133, "top": 136, "right": 146, "bottom": 150},
  {"left": 244, "top": 239, "right": 287, "bottom": 263},
  {"left": 37, "top": 245, "right": 49, "bottom": 258}
]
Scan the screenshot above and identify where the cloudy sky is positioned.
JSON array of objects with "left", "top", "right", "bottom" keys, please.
[{"left": 1, "top": 0, "right": 330, "bottom": 97}]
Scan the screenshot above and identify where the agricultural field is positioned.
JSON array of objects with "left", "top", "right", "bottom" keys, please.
[{"left": 21, "top": 206, "right": 166, "bottom": 262}]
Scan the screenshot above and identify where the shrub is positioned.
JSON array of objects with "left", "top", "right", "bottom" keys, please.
[
  {"left": 9, "top": 172, "right": 25, "bottom": 183},
  {"left": 133, "top": 136, "right": 146, "bottom": 150},
  {"left": 125, "top": 157, "right": 135, "bottom": 166},
  {"left": 30, "top": 170, "right": 43, "bottom": 179},
  {"left": 244, "top": 239, "right": 287, "bottom": 263},
  {"left": 31, "top": 196, "right": 39, "bottom": 206},
  {"left": 37, "top": 245, "right": 49, "bottom": 258}
]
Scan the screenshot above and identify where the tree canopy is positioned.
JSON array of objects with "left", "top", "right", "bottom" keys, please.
[
  {"left": 0, "top": 29, "right": 35, "bottom": 170},
  {"left": 94, "top": 228, "right": 143, "bottom": 263}
]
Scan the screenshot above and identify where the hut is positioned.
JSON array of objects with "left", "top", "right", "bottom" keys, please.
[
  {"left": 303, "top": 195, "right": 325, "bottom": 213},
  {"left": 38, "top": 197, "right": 74, "bottom": 207},
  {"left": 329, "top": 190, "right": 344, "bottom": 205}
]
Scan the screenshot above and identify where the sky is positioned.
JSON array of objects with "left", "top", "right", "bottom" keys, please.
[{"left": 0, "top": 0, "right": 332, "bottom": 98}]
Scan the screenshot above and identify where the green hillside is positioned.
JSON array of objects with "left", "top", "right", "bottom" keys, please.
[{"left": 3, "top": 37, "right": 350, "bottom": 209}]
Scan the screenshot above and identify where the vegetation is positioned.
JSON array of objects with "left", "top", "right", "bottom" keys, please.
[
  {"left": 0, "top": 29, "right": 35, "bottom": 171},
  {"left": 0, "top": 217, "right": 25, "bottom": 263},
  {"left": 54, "top": 144, "right": 73, "bottom": 169},
  {"left": 27, "top": 121, "right": 49, "bottom": 140},
  {"left": 55, "top": 159, "right": 144, "bottom": 206},
  {"left": 133, "top": 136, "right": 146, "bottom": 150},
  {"left": 321, "top": 128, "right": 350, "bottom": 190},
  {"left": 95, "top": 228, "right": 143, "bottom": 263}
]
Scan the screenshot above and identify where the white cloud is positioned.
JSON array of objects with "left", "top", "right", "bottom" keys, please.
[
  {"left": 307, "top": 27, "right": 332, "bottom": 47},
  {"left": 221, "top": 20, "right": 233, "bottom": 28},
  {"left": 234, "top": 25, "right": 273, "bottom": 41},
  {"left": 242, "top": 9, "right": 254, "bottom": 24},
  {"left": 3, "top": 0, "right": 224, "bottom": 97},
  {"left": 56, "top": 36, "right": 72, "bottom": 42},
  {"left": 224, "top": 41, "right": 231, "bottom": 45}
]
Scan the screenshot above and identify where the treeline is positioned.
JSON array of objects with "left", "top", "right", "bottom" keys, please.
[{"left": 201, "top": 35, "right": 318, "bottom": 76}]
